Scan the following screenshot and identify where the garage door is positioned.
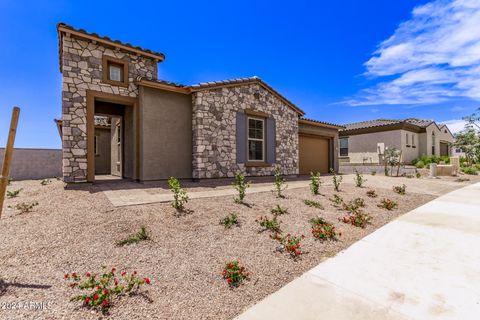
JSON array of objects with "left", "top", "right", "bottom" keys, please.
[{"left": 299, "top": 135, "right": 330, "bottom": 174}]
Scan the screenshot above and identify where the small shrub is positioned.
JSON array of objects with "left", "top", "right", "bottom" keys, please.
[
  {"left": 220, "top": 212, "right": 239, "bottom": 228},
  {"left": 65, "top": 267, "right": 151, "bottom": 312},
  {"left": 7, "top": 177, "right": 13, "bottom": 185},
  {"left": 256, "top": 215, "right": 281, "bottom": 233},
  {"left": 378, "top": 198, "right": 398, "bottom": 210},
  {"left": 272, "top": 167, "right": 287, "bottom": 198},
  {"left": 416, "top": 171, "right": 421, "bottom": 178},
  {"left": 330, "top": 168, "right": 342, "bottom": 192},
  {"left": 168, "top": 177, "right": 189, "bottom": 210},
  {"left": 304, "top": 199, "right": 324, "bottom": 210},
  {"left": 7, "top": 188, "right": 22, "bottom": 198},
  {"left": 116, "top": 226, "right": 150, "bottom": 246},
  {"left": 354, "top": 170, "right": 366, "bottom": 188},
  {"left": 233, "top": 172, "right": 250, "bottom": 203},
  {"left": 461, "top": 166, "right": 478, "bottom": 175},
  {"left": 309, "top": 217, "right": 338, "bottom": 240},
  {"left": 222, "top": 261, "right": 250, "bottom": 287},
  {"left": 41, "top": 179, "right": 51, "bottom": 186},
  {"left": 393, "top": 184, "right": 406, "bottom": 195},
  {"left": 340, "top": 211, "right": 371, "bottom": 228},
  {"left": 271, "top": 205, "right": 288, "bottom": 216},
  {"left": 329, "top": 194, "right": 344, "bottom": 206},
  {"left": 415, "top": 160, "right": 425, "bottom": 169},
  {"left": 15, "top": 201, "right": 38, "bottom": 214},
  {"left": 278, "top": 234, "right": 305, "bottom": 258},
  {"left": 309, "top": 171, "right": 321, "bottom": 195},
  {"left": 455, "top": 177, "right": 470, "bottom": 182},
  {"left": 342, "top": 199, "right": 364, "bottom": 213},
  {"left": 366, "top": 190, "right": 377, "bottom": 198},
  {"left": 371, "top": 170, "right": 377, "bottom": 176}
]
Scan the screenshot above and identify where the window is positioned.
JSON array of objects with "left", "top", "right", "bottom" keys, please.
[
  {"left": 102, "top": 55, "right": 128, "bottom": 87},
  {"left": 432, "top": 132, "right": 436, "bottom": 155},
  {"left": 406, "top": 133, "right": 410, "bottom": 147},
  {"left": 94, "top": 135, "right": 99, "bottom": 155},
  {"left": 248, "top": 117, "right": 264, "bottom": 161},
  {"left": 339, "top": 137, "right": 348, "bottom": 156},
  {"left": 412, "top": 134, "right": 415, "bottom": 147},
  {"left": 109, "top": 63, "right": 123, "bottom": 82}
]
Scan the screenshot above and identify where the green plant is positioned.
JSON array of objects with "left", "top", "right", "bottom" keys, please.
[
  {"left": 330, "top": 168, "right": 342, "bottom": 192},
  {"left": 15, "top": 201, "right": 38, "bottom": 214},
  {"left": 393, "top": 184, "right": 406, "bottom": 195},
  {"left": 65, "top": 267, "right": 151, "bottom": 312},
  {"left": 378, "top": 198, "right": 398, "bottom": 210},
  {"left": 342, "top": 198, "right": 364, "bottom": 213},
  {"left": 340, "top": 211, "right": 371, "bottom": 228},
  {"left": 371, "top": 170, "right": 377, "bottom": 176},
  {"left": 40, "top": 179, "right": 51, "bottom": 186},
  {"left": 415, "top": 160, "right": 425, "bottom": 169},
  {"left": 222, "top": 261, "right": 250, "bottom": 287},
  {"left": 366, "top": 190, "right": 377, "bottom": 198},
  {"left": 271, "top": 205, "right": 288, "bottom": 216},
  {"left": 303, "top": 199, "right": 324, "bottom": 210},
  {"left": 272, "top": 167, "right": 287, "bottom": 198},
  {"left": 278, "top": 234, "right": 305, "bottom": 258},
  {"left": 309, "top": 217, "right": 338, "bottom": 240},
  {"left": 354, "top": 170, "right": 366, "bottom": 188},
  {"left": 309, "top": 171, "right": 321, "bottom": 195},
  {"left": 256, "top": 215, "right": 281, "bottom": 233},
  {"left": 416, "top": 171, "right": 421, "bottom": 178},
  {"left": 168, "top": 177, "right": 189, "bottom": 210},
  {"left": 7, "top": 177, "right": 13, "bottom": 185},
  {"left": 116, "top": 226, "right": 150, "bottom": 246},
  {"left": 461, "top": 166, "right": 478, "bottom": 175},
  {"left": 220, "top": 212, "right": 239, "bottom": 228},
  {"left": 329, "top": 194, "right": 344, "bottom": 205},
  {"left": 7, "top": 188, "right": 22, "bottom": 198},
  {"left": 233, "top": 172, "right": 250, "bottom": 204}
]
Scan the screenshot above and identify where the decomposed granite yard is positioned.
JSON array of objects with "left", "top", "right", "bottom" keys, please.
[{"left": 0, "top": 174, "right": 478, "bottom": 320}]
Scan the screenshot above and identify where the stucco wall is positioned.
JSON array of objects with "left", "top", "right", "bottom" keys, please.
[
  {"left": 343, "top": 130, "right": 402, "bottom": 164},
  {"left": 139, "top": 87, "right": 193, "bottom": 180},
  {"left": 298, "top": 123, "right": 340, "bottom": 172},
  {"left": 61, "top": 35, "right": 157, "bottom": 182},
  {"left": 0, "top": 148, "right": 62, "bottom": 180},
  {"left": 191, "top": 83, "right": 299, "bottom": 179},
  {"left": 400, "top": 129, "right": 420, "bottom": 163}
]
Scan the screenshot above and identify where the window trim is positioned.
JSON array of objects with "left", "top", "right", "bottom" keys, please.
[
  {"left": 339, "top": 137, "right": 349, "bottom": 157},
  {"left": 102, "top": 55, "right": 129, "bottom": 88},
  {"left": 247, "top": 116, "right": 265, "bottom": 162}
]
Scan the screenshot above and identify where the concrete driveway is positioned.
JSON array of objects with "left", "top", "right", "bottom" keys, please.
[{"left": 236, "top": 182, "right": 480, "bottom": 320}]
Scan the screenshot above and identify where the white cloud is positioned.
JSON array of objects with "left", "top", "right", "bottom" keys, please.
[
  {"left": 348, "top": 0, "right": 480, "bottom": 106},
  {"left": 439, "top": 119, "right": 468, "bottom": 133}
]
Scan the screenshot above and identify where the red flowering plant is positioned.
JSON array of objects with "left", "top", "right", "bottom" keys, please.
[
  {"left": 309, "top": 217, "right": 338, "bottom": 240},
  {"left": 339, "top": 210, "right": 371, "bottom": 228},
  {"left": 222, "top": 261, "right": 250, "bottom": 287},
  {"left": 278, "top": 234, "right": 305, "bottom": 258},
  {"left": 65, "top": 267, "right": 152, "bottom": 312}
]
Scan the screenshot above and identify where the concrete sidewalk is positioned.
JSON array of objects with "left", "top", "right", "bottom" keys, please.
[{"left": 236, "top": 182, "right": 480, "bottom": 320}]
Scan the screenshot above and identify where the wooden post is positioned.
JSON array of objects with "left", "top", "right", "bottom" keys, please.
[{"left": 0, "top": 107, "right": 20, "bottom": 218}]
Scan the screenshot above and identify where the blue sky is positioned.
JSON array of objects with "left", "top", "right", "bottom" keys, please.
[{"left": 1, "top": 0, "right": 479, "bottom": 148}]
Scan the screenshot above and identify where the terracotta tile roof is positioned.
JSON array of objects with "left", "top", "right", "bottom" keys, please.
[
  {"left": 299, "top": 117, "right": 345, "bottom": 129},
  {"left": 404, "top": 118, "right": 433, "bottom": 128},
  {"left": 342, "top": 119, "right": 402, "bottom": 131},
  {"left": 57, "top": 23, "right": 165, "bottom": 71}
]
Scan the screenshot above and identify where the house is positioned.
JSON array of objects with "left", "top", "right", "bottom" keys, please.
[
  {"left": 338, "top": 118, "right": 455, "bottom": 164},
  {"left": 56, "top": 23, "right": 342, "bottom": 183}
]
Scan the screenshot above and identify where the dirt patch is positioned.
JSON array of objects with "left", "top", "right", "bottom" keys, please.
[{"left": 0, "top": 177, "right": 452, "bottom": 319}]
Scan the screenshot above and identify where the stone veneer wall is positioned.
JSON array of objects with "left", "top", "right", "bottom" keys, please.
[
  {"left": 192, "top": 83, "right": 299, "bottom": 179},
  {"left": 61, "top": 35, "right": 157, "bottom": 182}
]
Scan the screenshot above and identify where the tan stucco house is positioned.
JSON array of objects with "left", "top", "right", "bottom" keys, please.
[
  {"left": 56, "top": 23, "right": 342, "bottom": 183},
  {"left": 339, "top": 118, "right": 455, "bottom": 164}
]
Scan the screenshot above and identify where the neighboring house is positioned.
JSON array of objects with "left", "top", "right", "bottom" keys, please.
[
  {"left": 56, "top": 23, "right": 342, "bottom": 183},
  {"left": 338, "top": 118, "right": 455, "bottom": 164}
]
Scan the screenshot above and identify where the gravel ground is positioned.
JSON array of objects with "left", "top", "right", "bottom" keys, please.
[{"left": 0, "top": 175, "right": 472, "bottom": 319}]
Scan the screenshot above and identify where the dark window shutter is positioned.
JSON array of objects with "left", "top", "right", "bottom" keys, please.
[
  {"left": 236, "top": 111, "right": 246, "bottom": 163},
  {"left": 266, "top": 117, "right": 276, "bottom": 164}
]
